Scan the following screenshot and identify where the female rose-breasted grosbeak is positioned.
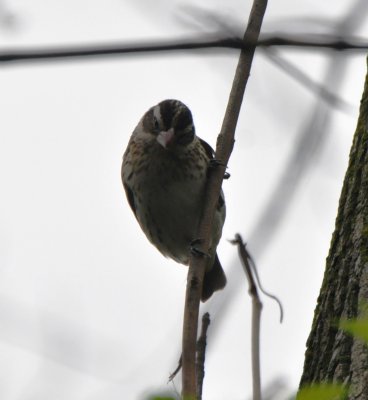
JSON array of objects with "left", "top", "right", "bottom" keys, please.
[{"left": 121, "top": 99, "right": 226, "bottom": 301}]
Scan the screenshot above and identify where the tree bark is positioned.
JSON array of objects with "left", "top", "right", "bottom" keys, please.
[{"left": 300, "top": 59, "right": 368, "bottom": 398}]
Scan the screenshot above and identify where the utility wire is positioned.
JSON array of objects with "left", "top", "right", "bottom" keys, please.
[{"left": 0, "top": 34, "right": 367, "bottom": 64}]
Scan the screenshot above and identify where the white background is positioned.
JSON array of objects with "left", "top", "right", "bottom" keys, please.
[{"left": 1, "top": 0, "right": 367, "bottom": 399}]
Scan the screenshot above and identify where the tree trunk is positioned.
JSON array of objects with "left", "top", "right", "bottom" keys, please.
[{"left": 300, "top": 59, "right": 368, "bottom": 398}]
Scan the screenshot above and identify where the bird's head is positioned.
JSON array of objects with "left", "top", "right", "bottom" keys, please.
[{"left": 142, "top": 99, "right": 196, "bottom": 150}]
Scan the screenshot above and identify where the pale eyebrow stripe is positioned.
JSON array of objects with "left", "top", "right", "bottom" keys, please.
[{"left": 153, "top": 105, "right": 161, "bottom": 124}]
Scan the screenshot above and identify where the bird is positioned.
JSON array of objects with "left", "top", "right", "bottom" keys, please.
[{"left": 121, "top": 99, "right": 226, "bottom": 301}]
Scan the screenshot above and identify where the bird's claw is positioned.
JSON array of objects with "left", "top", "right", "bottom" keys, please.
[
  {"left": 209, "top": 159, "right": 226, "bottom": 168},
  {"left": 209, "top": 159, "right": 230, "bottom": 180},
  {"left": 190, "top": 239, "right": 210, "bottom": 258}
]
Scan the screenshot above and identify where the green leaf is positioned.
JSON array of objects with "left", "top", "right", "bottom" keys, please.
[
  {"left": 151, "top": 398, "right": 176, "bottom": 400},
  {"left": 339, "top": 319, "right": 368, "bottom": 343},
  {"left": 297, "top": 383, "right": 347, "bottom": 400}
]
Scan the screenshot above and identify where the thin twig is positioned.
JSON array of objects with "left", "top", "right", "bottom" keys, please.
[
  {"left": 246, "top": 249, "right": 284, "bottom": 323},
  {"left": 262, "top": 47, "right": 353, "bottom": 113},
  {"left": 169, "top": 356, "right": 182, "bottom": 383},
  {"left": 258, "top": 34, "right": 368, "bottom": 50},
  {"left": 181, "top": 0, "right": 268, "bottom": 398},
  {"left": 196, "top": 313, "right": 211, "bottom": 400},
  {"left": 231, "top": 234, "right": 262, "bottom": 400},
  {"left": 168, "top": 313, "right": 211, "bottom": 390},
  {"left": 0, "top": 34, "right": 367, "bottom": 64}
]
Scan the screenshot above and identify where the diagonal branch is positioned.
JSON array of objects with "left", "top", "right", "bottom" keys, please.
[{"left": 181, "top": 0, "right": 269, "bottom": 398}]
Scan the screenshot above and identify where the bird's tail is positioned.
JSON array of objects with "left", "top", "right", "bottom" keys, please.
[{"left": 201, "top": 253, "right": 226, "bottom": 302}]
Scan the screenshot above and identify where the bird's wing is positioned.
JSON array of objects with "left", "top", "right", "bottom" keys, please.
[
  {"left": 199, "top": 137, "right": 215, "bottom": 160},
  {"left": 199, "top": 138, "right": 225, "bottom": 212},
  {"left": 123, "top": 181, "right": 138, "bottom": 219}
]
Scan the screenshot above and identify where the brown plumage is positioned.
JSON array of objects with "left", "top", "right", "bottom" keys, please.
[{"left": 121, "top": 99, "right": 226, "bottom": 301}]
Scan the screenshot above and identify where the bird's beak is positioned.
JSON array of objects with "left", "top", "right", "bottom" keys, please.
[{"left": 157, "top": 128, "right": 174, "bottom": 149}]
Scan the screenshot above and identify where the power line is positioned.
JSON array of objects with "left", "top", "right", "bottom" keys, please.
[{"left": 1, "top": 34, "right": 367, "bottom": 64}]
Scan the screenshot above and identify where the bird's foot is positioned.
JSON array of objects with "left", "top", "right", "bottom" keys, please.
[
  {"left": 209, "top": 159, "right": 230, "bottom": 179},
  {"left": 209, "top": 159, "right": 225, "bottom": 168},
  {"left": 190, "top": 239, "right": 210, "bottom": 258}
]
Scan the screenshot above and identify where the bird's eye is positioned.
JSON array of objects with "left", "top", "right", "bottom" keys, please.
[{"left": 176, "top": 129, "right": 194, "bottom": 145}]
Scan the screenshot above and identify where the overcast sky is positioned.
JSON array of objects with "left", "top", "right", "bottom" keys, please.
[{"left": 1, "top": 1, "right": 368, "bottom": 399}]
